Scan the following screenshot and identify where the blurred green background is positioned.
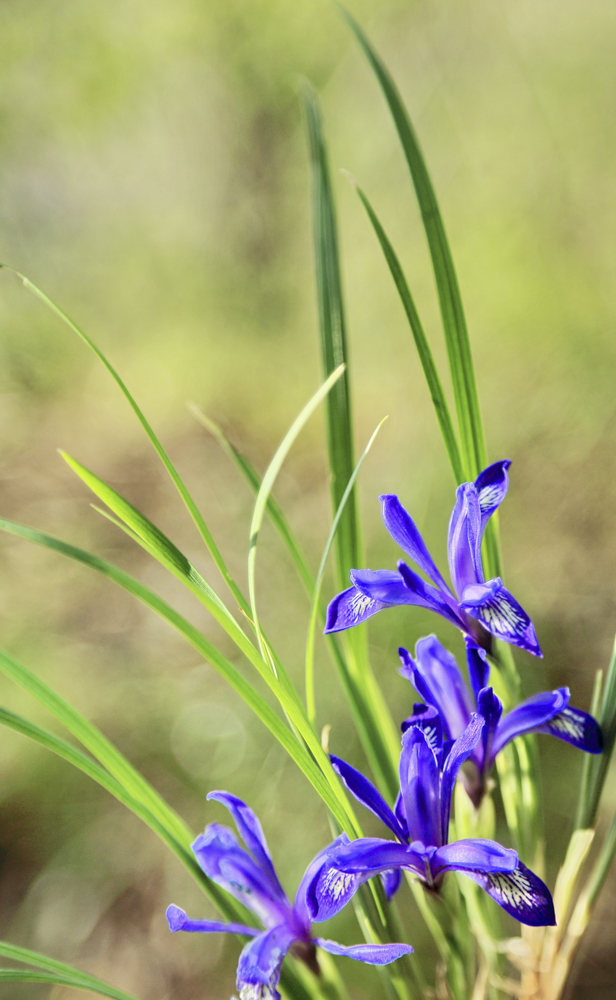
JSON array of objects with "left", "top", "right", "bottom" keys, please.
[{"left": 1, "top": 0, "right": 616, "bottom": 997}]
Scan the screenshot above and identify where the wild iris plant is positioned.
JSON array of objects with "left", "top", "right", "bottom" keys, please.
[
  {"left": 167, "top": 793, "right": 412, "bottom": 1000},
  {"left": 325, "top": 461, "right": 542, "bottom": 657},
  {"left": 1, "top": 10, "right": 615, "bottom": 1000}
]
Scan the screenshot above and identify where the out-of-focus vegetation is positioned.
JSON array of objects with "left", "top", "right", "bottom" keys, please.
[{"left": 1, "top": 0, "right": 615, "bottom": 997}]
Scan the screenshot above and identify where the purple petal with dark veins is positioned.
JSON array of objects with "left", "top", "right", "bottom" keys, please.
[
  {"left": 460, "top": 579, "right": 542, "bottom": 657},
  {"left": 330, "top": 755, "right": 407, "bottom": 841},
  {"left": 440, "top": 714, "right": 485, "bottom": 843},
  {"left": 462, "top": 861, "right": 556, "bottom": 926},
  {"left": 237, "top": 924, "right": 297, "bottom": 996},
  {"left": 401, "top": 704, "right": 443, "bottom": 757},
  {"left": 381, "top": 868, "right": 402, "bottom": 901},
  {"left": 466, "top": 640, "right": 490, "bottom": 704},
  {"left": 491, "top": 689, "right": 569, "bottom": 760},
  {"left": 207, "top": 792, "right": 284, "bottom": 898},
  {"left": 399, "top": 726, "right": 441, "bottom": 847},
  {"left": 315, "top": 938, "right": 413, "bottom": 964},
  {"left": 293, "top": 835, "right": 349, "bottom": 927},
  {"left": 448, "top": 483, "right": 483, "bottom": 595},
  {"left": 166, "top": 904, "right": 259, "bottom": 937},
  {"left": 431, "top": 839, "right": 517, "bottom": 877},
  {"left": 379, "top": 494, "right": 452, "bottom": 593},
  {"left": 324, "top": 585, "right": 389, "bottom": 633},
  {"left": 474, "top": 461, "right": 511, "bottom": 536},
  {"left": 538, "top": 704, "right": 603, "bottom": 753}
]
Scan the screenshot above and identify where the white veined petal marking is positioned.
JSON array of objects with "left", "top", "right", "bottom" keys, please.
[
  {"left": 349, "top": 592, "right": 378, "bottom": 619},
  {"left": 320, "top": 868, "right": 356, "bottom": 903},
  {"left": 476, "top": 593, "right": 526, "bottom": 636},
  {"left": 486, "top": 868, "right": 535, "bottom": 910},
  {"left": 478, "top": 484, "right": 506, "bottom": 514},
  {"left": 547, "top": 708, "right": 585, "bottom": 741},
  {"left": 421, "top": 725, "right": 439, "bottom": 752}
]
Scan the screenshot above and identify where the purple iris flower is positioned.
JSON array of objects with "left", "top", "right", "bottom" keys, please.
[
  {"left": 309, "top": 716, "right": 555, "bottom": 927},
  {"left": 399, "top": 635, "right": 602, "bottom": 805},
  {"left": 166, "top": 791, "right": 412, "bottom": 1000},
  {"left": 325, "top": 460, "right": 541, "bottom": 657}
]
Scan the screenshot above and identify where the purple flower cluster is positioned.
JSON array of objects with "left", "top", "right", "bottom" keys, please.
[{"left": 167, "top": 462, "right": 602, "bottom": 998}]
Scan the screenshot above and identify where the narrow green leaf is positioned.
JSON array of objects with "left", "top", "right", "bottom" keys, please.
[
  {"left": 188, "top": 405, "right": 315, "bottom": 600},
  {"left": 0, "top": 944, "right": 139, "bottom": 1000},
  {"left": 305, "top": 418, "right": 386, "bottom": 724},
  {"left": 337, "top": 9, "right": 486, "bottom": 482},
  {"left": 353, "top": 183, "right": 463, "bottom": 483},
  {"left": 0, "top": 265, "right": 251, "bottom": 615},
  {"left": 0, "top": 520, "right": 361, "bottom": 836},
  {"left": 0, "top": 706, "right": 247, "bottom": 918},
  {"left": 302, "top": 83, "right": 360, "bottom": 588},
  {"left": 576, "top": 635, "right": 616, "bottom": 830},
  {"left": 247, "top": 364, "right": 345, "bottom": 662}
]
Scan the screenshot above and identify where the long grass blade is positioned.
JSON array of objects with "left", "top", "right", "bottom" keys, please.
[
  {"left": 337, "top": 10, "right": 485, "bottom": 482},
  {"left": 305, "top": 418, "right": 386, "bottom": 724},
  {"left": 247, "top": 364, "right": 345, "bottom": 661},
  {"left": 576, "top": 635, "right": 616, "bottom": 830},
  {"left": 0, "top": 265, "right": 251, "bottom": 614},
  {"left": 0, "top": 944, "right": 140, "bottom": 1000},
  {"left": 302, "top": 84, "right": 360, "bottom": 588},
  {"left": 188, "top": 406, "right": 315, "bottom": 600},
  {"left": 0, "top": 520, "right": 361, "bottom": 836},
  {"left": 353, "top": 183, "right": 463, "bottom": 483}
]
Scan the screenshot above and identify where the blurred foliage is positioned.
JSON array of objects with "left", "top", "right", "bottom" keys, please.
[{"left": 1, "top": 0, "right": 616, "bottom": 997}]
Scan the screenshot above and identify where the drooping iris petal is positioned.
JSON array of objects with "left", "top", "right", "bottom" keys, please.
[
  {"left": 439, "top": 714, "right": 484, "bottom": 843},
  {"left": 462, "top": 861, "right": 556, "bottom": 927},
  {"left": 466, "top": 640, "right": 490, "bottom": 703},
  {"left": 490, "top": 689, "right": 569, "bottom": 760},
  {"left": 315, "top": 938, "right": 413, "bottom": 963},
  {"left": 380, "top": 868, "right": 402, "bottom": 901},
  {"left": 301, "top": 838, "right": 371, "bottom": 924},
  {"left": 396, "top": 563, "right": 463, "bottom": 626},
  {"left": 207, "top": 791, "right": 285, "bottom": 898},
  {"left": 379, "top": 494, "right": 452, "bottom": 594},
  {"left": 166, "top": 904, "right": 259, "bottom": 937},
  {"left": 447, "top": 483, "right": 483, "bottom": 595},
  {"left": 537, "top": 704, "right": 602, "bottom": 752},
  {"left": 192, "top": 825, "right": 290, "bottom": 928},
  {"left": 236, "top": 924, "right": 297, "bottom": 999},
  {"left": 330, "top": 755, "right": 407, "bottom": 842},
  {"left": 401, "top": 704, "right": 443, "bottom": 757},
  {"left": 400, "top": 635, "right": 473, "bottom": 741},
  {"left": 460, "top": 579, "right": 542, "bottom": 656},
  {"left": 324, "top": 584, "right": 389, "bottom": 633},
  {"left": 399, "top": 727, "right": 441, "bottom": 847},
  {"left": 474, "top": 460, "right": 511, "bottom": 537},
  {"left": 431, "top": 839, "right": 517, "bottom": 878},
  {"left": 293, "top": 835, "right": 350, "bottom": 927}
]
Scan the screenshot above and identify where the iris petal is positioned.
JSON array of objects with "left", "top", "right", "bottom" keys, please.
[
  {"left": 396, "top": 563, "right": 463, "bottom": 626},
  {"left": 315, "top": 938, "right": 413, "bottom": 964},
  {"left": 330, "top": 755, "right": 407, "bottom": 842},
  {"left": 324, "top": 585, "right": 388, "bottom": 633},
  {"left": 380, "top": 868, "right": 402, "bottom": 901},
  {"left": 474, "top": 460, "right": 511, "bottom": 535},
  {"left": 379, "top": 494, "right": 451, "bottom": 593},
  {"left": 462, "top": 861, "right": 556, "bottom": 927},
  {"left": 440, "top": 714, "right": 484, "bottom": 843},
  {"left": 166, "top": 904, "right": 259, "bottom": 937},
  {"left": 400, "top": 727, "right": 442, "bottom": 847},
  {"left": 431, "top": 839, "right": 517, "bottom": 877},
  {"left": 460, "top": 579, "right": 542, "bottom": 657},
  {"left": 207, "top": 791, "right": 284, "bottom": 898},
  {"left": 237, "top": 925, "right": 297, "bottom": 999},
  {"left": 491, "top": 689, "right": 569, "bottom": 759},
  {"left": 403, "top": 635, "right": 474, "bottom": 741}
]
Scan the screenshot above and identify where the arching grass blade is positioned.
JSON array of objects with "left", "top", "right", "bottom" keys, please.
[
  {"left": 353, "top": 183, "right": 463, "bottom": 483},
  {"left": 0, "top": 944, "right": 140, "bottom": 1000}
]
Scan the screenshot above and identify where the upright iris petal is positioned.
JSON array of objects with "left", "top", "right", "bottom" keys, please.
[
  {"left": 166, "top": 792, "right": 412, "bottom": 999},
  {"left": 325, "top": 460, "right": 542, "bottom": 657}
]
